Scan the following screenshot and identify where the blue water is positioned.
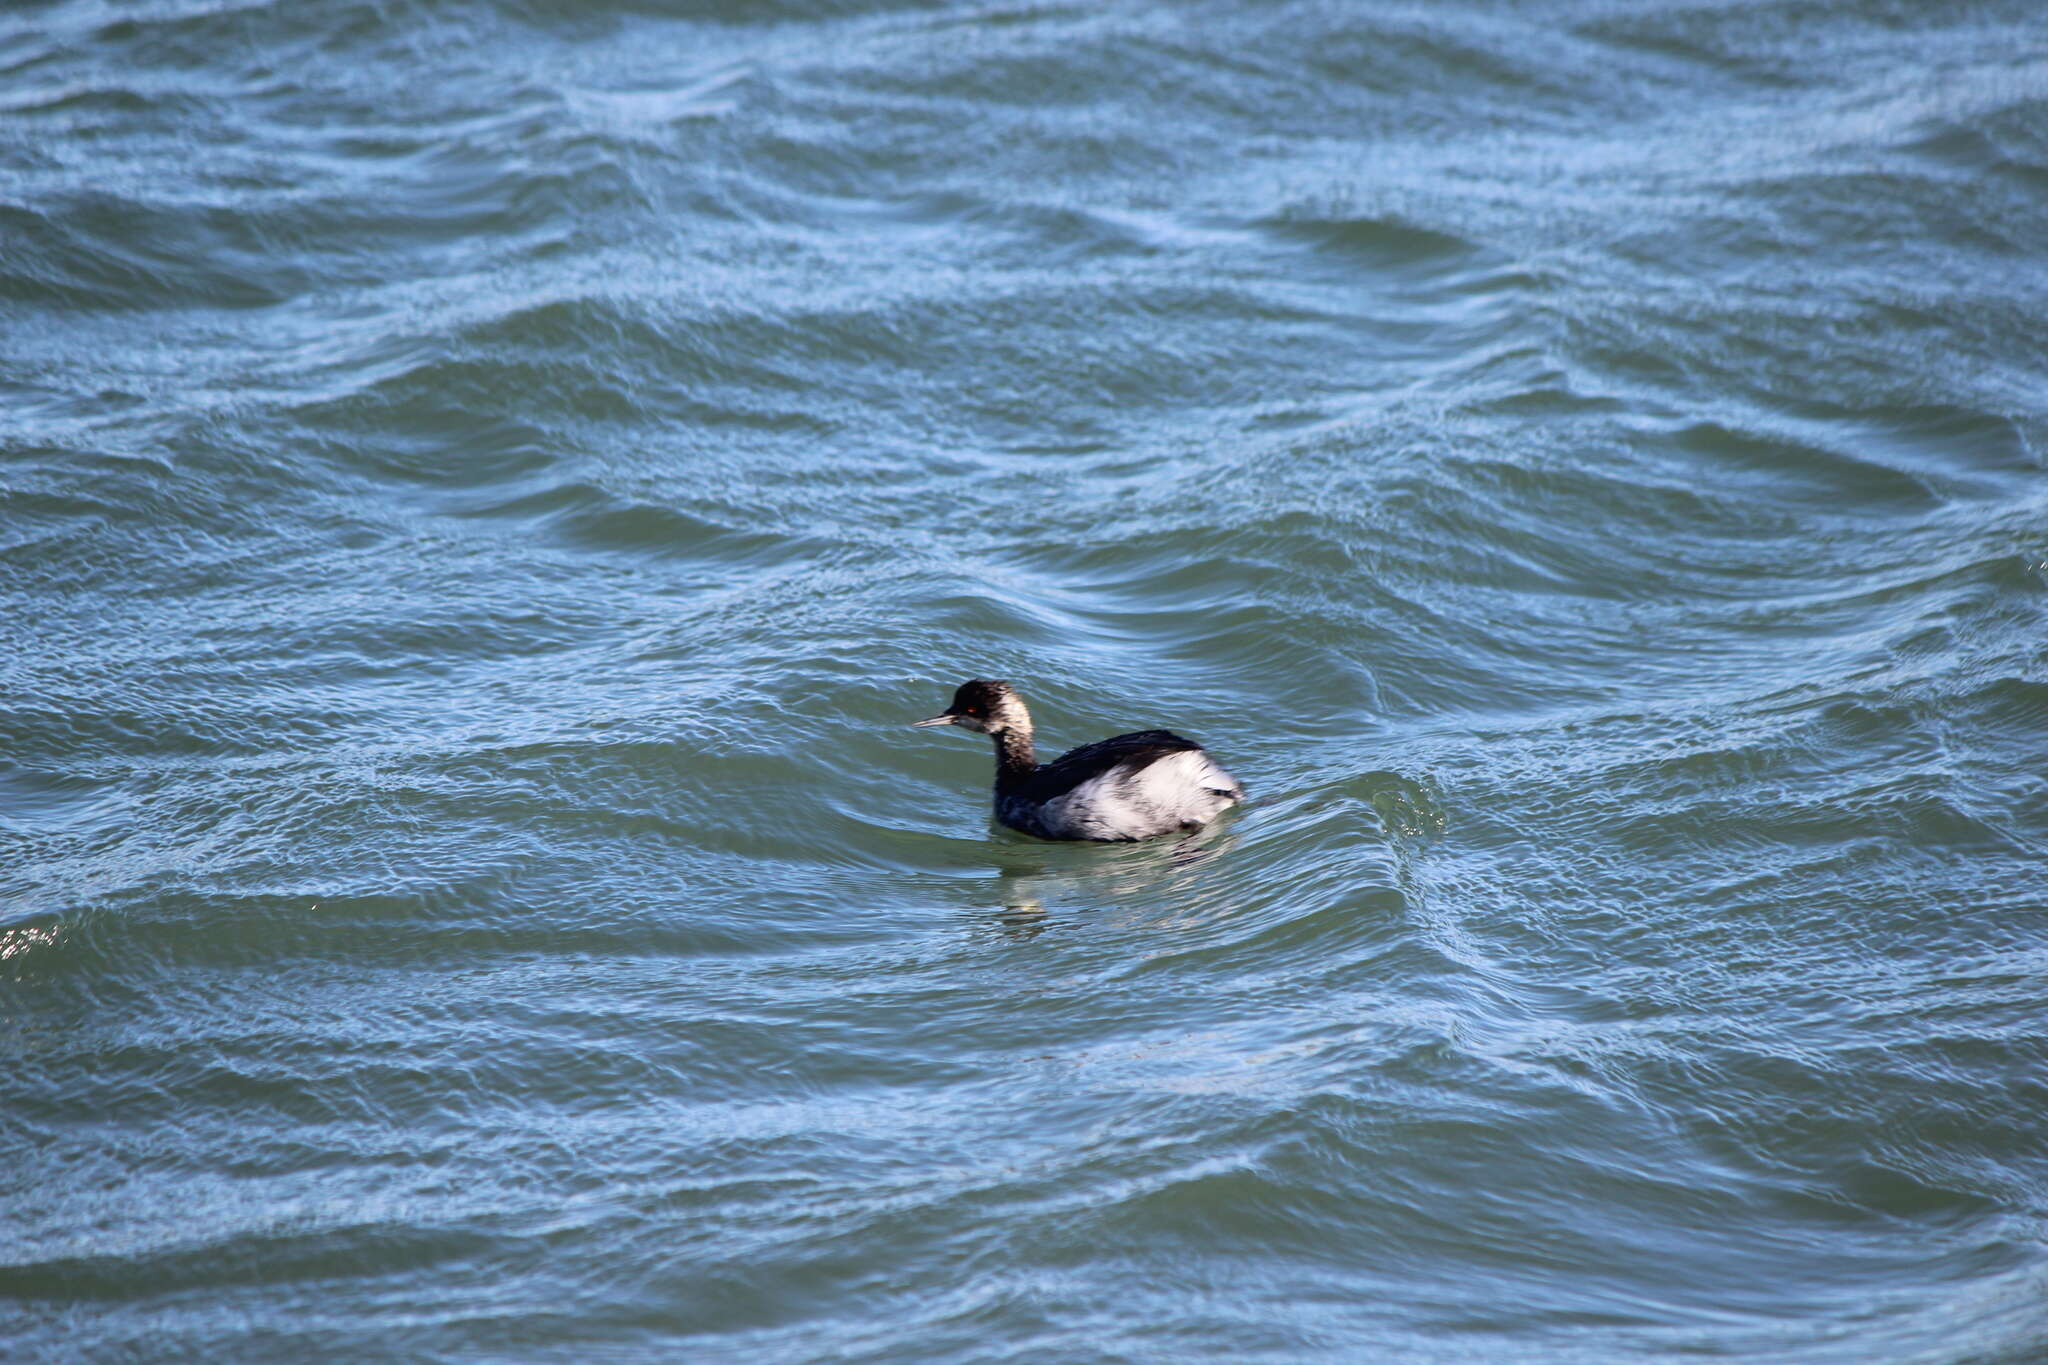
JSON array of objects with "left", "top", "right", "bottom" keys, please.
[{"left": 4, "top": 2, "right": 2047, "bottom": 1360}]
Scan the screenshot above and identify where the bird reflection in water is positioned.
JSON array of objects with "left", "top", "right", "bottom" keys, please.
[{"left": 980, "top": 830, "right": 1239, "bottom": 941}]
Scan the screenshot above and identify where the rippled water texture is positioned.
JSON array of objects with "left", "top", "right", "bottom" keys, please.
[{"left": 5, "top": 1, "right": 2048, "bottom": 1360}]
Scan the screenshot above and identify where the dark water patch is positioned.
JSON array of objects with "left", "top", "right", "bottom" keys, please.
[
  {"left": 1115, "top": 907, "right": 1454, "bottom": 1011},
  {"left": 0, "top": 196, "right": 302, "bottom": 311},
  {"left": 449, "top": 478, "right": 837, "bottom": 570},
  {"left": 1, "top": 1218, "right": 514, "bottom": 1302},
  {"left": 300, "top": 419, "right": 561, "bottom": 494},
  {"left": 1900, "top": 110, "right": 2048, "bottom": 197},
  {"left": 1287, "top": 9, "right": 1608, "bottom": 122},
  {"left": 1253, "top": 211, "right": 1485, "bottom": 274},
  {"left": 1740, "top": 164, "right": 2048, "bottom": 261},
  {"left": 1958, "top": 676, "right": 2048, "bottom": 747},
  {"left": 1787, "top": 402, "right": 2042, "bottom": 491},
  {"left": 0, "top": 699, "right": 304, "bottom": 764},
  {"left": 1648, "top": 418, "right": 1944, "bottom": 512},
  {"left": 285, "top": 344, "right": 625, "bottom": 475},
  {"left": 1455, "top": 365, "right": 1635, "bottom": 421},
  {"left": 1573, "top": 0, "right": 2042, "bottom": 86},
  {"left": 235, "top": 601, "right": 604, "bottom": 675},
  {"left": 566, "top": 497, "right": 826, "bottom": 566},
  {"left": 0, "top": 766, "right": 125, "bottom": 837},
  {"left": 0, "top": 81, "right": 171, "bottom": 119},
  {"left": 275, "top": 151, "right": 636, "bottom": 270}
]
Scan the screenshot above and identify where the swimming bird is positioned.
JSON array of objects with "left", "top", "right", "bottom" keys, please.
[{"left": 913, "top": 679, "right": 1244, "bottom": 841}]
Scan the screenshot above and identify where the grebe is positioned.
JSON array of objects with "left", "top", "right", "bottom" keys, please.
[{"left": 913, "top": 679, "right": 1244, "bottom": 841}]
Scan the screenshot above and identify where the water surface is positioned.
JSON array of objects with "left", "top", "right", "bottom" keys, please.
[{"left": 4, "top": 1, "right": 2047, "bottom": 1360}]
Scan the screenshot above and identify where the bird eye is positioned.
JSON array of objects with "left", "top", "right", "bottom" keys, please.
[{"left": 964, "top": 706, "right": 982, "bottom": 716}]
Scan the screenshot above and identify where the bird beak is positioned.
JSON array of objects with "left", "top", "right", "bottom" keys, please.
[{"left": 910, "top": 713, "right": 957, "bottom": 729}]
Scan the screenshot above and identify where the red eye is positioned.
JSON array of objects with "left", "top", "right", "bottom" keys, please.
[{"left": 964, "top": 706, "right": 982, "bottom": 716}]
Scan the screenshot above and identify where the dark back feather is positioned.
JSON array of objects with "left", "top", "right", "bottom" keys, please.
[{"left": 1015, "top": 729, "right": 1203, "bottom": 803}]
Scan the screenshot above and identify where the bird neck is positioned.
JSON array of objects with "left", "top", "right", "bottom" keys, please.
[{"left": 991, "top": 723, "right": 1036, "bottom": 786}]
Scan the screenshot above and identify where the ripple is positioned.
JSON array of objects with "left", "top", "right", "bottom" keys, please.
[
  {"left": 1253, "top": 210, "right": 1487, "bottom": 273},
  {"left": 6, "top": 0, "right": 2048, "bottom": 1359}
]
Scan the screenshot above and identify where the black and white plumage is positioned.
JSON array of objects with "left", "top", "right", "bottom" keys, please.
[{"left": 912, "top": 679, "right": 1244, "bottom": 842}]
